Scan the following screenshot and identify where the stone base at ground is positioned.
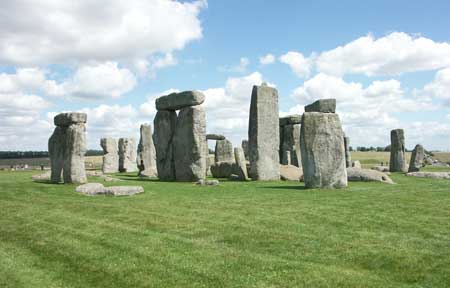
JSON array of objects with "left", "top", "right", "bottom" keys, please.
[
  {"left": 75, "top": 183, "right": 144, "bottom": 196},
  {"left": 406, "top": 172, "right": 450, "bottom": 179},
  {"left": 31, "top": 171, "right": 51, "bottom": 181},
  {"left": 210, "top": 161, "right": 237, "bottom": 178},
  {"left": 347, "top": 168, "right": 394, "bottom": 184},
  {"left": 280, "top": 165, "right": 303, "bottom": 181}
]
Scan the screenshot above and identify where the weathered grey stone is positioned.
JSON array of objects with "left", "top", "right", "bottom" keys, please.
[
  {"left": 300, "top": 112, "right": 347, "bottom": 188},
  {"left": 100, "top": 138, "right": 118, "bottom": 173},
  {"left": 31, "top": 171, "right": 51, "bottom": 181},
  {"left": 234, "top": 147, "right": 249, "bottom": 180},
  {"left": 408, "top": 144, "right": 425, "bottom": 172},
  {"left": 214, "top": 139, "right": 234, "bottom": 163},
  {"left": 210, "top": 161, "right": 237, "bottom": 178},
  {"left": 279, "top": 124, "right": 301, "bottom": 167},
  {"left": 304, "top": 99, "right": 336, "bottom": 113},
  {"left": 196, "top": 179, "right": 220, "bottom": 186},
  {"left": 206, "top": 154, "right": 214, "bottom": 176},
  {"left": 137, "top": 124, "right": 157, "bottom": 177},
  {"left": 85, "top": 171, "right": 103, "bottom": 177},
  {"left": 206, "top": 134, "right": 225, "bottom": 140},
  {"left": 344, "top": 136, "right": 351, "bottom": 168},
  {"left": 371, "top": 166, "right": 390, "bottom": 173},
  {"left": 280, "top": 165, "right": 303, "bottom": 181},
  {"left": 153, "top": 110, "right": 177, "bottom": 181},
  {"left": 406, "top": 172, "right": 450, "bottom": 179},
  {"left": 173, "top": 105, "right": 207, "bottom": 181},
  {"left": 241, "top": 140, "right": 249, "bottom": 160},
  {"left": 118, "top": 138, "right": 138, "bottom": 173},
  {"left": 104, "top": 186, "right": 144, "bottom": 196},
  {"left": 347, "top": 168, "right": 394, "bottom": 184},
  {"left": 389, "top": 129, "right": 407, "bottom": 172},
  {"left": 54, "top": 112, "right": 87, "bottom": 126},
  {"left": 279, "top": 114, "right": 302, "bottom": 126},
  {"left": 75, "top": 183, "right": 106, "bottom": 196},
  {"left": 155, "top": 90, "right": 205, "bottom": 111},
  {"left": 248, "top": 84, "right": 280, "bottom": 180},
  {"left": 49, "top": 113, "right": 87, "bottom": 184},
  {"left": 352, "top": 160, "right": 362, "bottom": 169}
]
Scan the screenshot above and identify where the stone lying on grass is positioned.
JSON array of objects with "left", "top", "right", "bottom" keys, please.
[
  {"left": 347, "top": 168, "right": 394, "bottom": 184},
  {"left": 196, "top": 179, "right": 220, "bottom": 186},
  {"left": 86, "top": 171, "right": 104, "bottom": 177},
  {"left": 406, "top": 172, "right": 450, "bottom": 179},
  {"left": 75, "top": 183, "right": 144, "bottom": 196},
  {"left": 31, "top": 171, "right": 51, "bottom": 181},
  {"left": 280, "top": 165, "right": 303, "bottom": 181},
  {"left": 100, "top": 175, "right": 123, "bottom": 182},
  {"left": 371, "top": 166, "right": 390, "bottom": 173}
]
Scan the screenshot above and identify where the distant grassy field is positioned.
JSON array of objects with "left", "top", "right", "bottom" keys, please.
[
  {"left": 0, "top": 156, "right": 103, "bottom": 170},
  {"left": 1, "top": 171, "right": 450, "bottom": 287}
]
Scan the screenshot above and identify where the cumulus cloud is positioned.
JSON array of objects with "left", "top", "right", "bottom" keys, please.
[
  {"left": 316, "top": 32, "right": 450, "bottom": 76},
  {"left": 259, "top": 54, "right": 275, "bottom": 65},
  {"left": 0, "top": 0, "right": 205, "bottom": 67},
  {"left": 219, "top": 57, "right": 250, "bottom": 73},
  {"left": 422, "top": 68, "right": 450, "bottom": 104},
  {"left": 279, "top": 51, "right": 312, "bottom": 78}
]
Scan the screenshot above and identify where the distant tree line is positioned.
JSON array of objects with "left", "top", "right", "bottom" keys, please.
[
  {"left": 0, "top": 150, "right": 104, "bottom": 159},
  {"left": 350, "top": 146, "right": 392, "bottom": 152}
]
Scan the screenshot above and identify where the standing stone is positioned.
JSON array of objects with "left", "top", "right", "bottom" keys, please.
[
  {"left": 389, "top": 129, "right": 407, "bottom": 172},
  {"left": 48, "top": 112, "right": 87, "bottom": 184},
  {"left": 248, "top": 84, "right": 280, "bottom": 180},
  {"left": 408, "top": 144, "right": 425, "bottom": 172},
  {"left": 153, "top": 110, "right": 177, "bottom": 181},
  {"left": 344, "top": 136, "right": 351, "bottom": 168},
  {"left": 173, "top": 105, "right": 207, "bottom": 181},
  {"left": 118, "top": 138, "right": 138, "bottom": 173},
  {"left": 234, "top": 147, "right": 249, "bottom": 180},
  {"left": 214, "top": 139, "right": 234, "bottom": 163},
  {"left": 300, "top": 111, "right": 347, "bottom": 188},
  {"left": 137, "top": 124, "right": 157, "bottom": 177},
  {"left": 100, "top": 138, "right": 118, "bottom": 173},
  {"left": 241, "top": 140, "right": 249, "bottom": 160},
  {"left": 279, "top": 124, "right": 301, "bottom": 167}
]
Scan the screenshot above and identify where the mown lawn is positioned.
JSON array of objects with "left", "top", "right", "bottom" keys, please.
[{"left": 1, "top": 171, "right": 450, "bottom": 287}]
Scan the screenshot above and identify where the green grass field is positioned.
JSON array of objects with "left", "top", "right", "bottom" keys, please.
[{"left": 1, "top": 170, "right": 450, "bottom": 287}]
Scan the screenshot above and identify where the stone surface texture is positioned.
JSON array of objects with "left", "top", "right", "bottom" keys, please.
[
  {"left": 408, "top": 144, "right": 425, "bottom": 172},
  {"left": 234, "top": 147, "right": 249, "bottom": 180},
  {"left": 352, "top": 160, "right": 362, "bottom": 169},
  {"left": 137, "top": 124, "right": 157, "bottom": 177},
  {"left": 300, "top": 111, "right": 347, "bottom": 188},
  {"left": 279, "top": 114, "right": 302, "bottom": 126},
  {"left": 206, "top": 134, "right": 225, "bottom": 140},
  {"left": 214, "top": 139, "right": 234, "bottom": 163},
  {"left": 100, "top": 138, "right": 118, "bottom": 173},
  {"left": 304, "top": 99, "right": 336, "bottom": 113},
  {"left": 280, "top": 165, "right": 303, "bottom": 181},
  {"left": 389, "top": 129, "right": 407, "bottom": 172},
  {"left": 347, "top": 168, "right": 394, "bottom": 184},
  {"left": 49, "top": 112, "right": 87, "bottom": 184},
  {"left": 156, "top": 90, "right": 205, "bottom": 111},
  {"left": 153, "top": 110, "right": 177, "bottom": 181},
  {"left": 406, "top": 172, "right": 450, "bottom": 179},
  {"left": 75, "top": 183, "right": 144, "bottom": 196},
  {"left": 118, "top": 138, "right": 138, "bottom": 173},
  {"left": 248, "top": 84, "right": 280, "bottom": 180}
]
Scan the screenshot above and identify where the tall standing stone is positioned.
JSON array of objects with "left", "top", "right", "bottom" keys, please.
[
  {"left": 100, "top": 138, "right": 118, "bottom": 173},
  {"left": 389, "top": 129, "right": 407, "bottom": 172},
  {"left": 48, "top": 112, "right": 87, "bottom": 184},
  {"left": 408, "top": 144, "right": 425, "bottom": 172},
  {"left": 118, "top": 138, "right": 137, "bottom": 173},
  {"left": 173, "top": 105, "right": 207, "bottom": 181},
  {"left": 214, "top": 139, "right": 234, "bottom": 163},
  {"left": 153, "top": 110, "right": 177, "bottom": 181},
  {"left": 300, "top": 101, "right": 347, "bottom": 188},
  {"left": 137, "top": 124, "right": 157, "bottom": 177},
  {"left": 344, "top": 136, "right": 351, "bottom": 168},
  {"left": 248, "top": 84, "right": 280, "bottom": 180}
]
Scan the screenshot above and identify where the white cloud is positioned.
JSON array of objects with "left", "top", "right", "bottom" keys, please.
[
  {"left": 0, "top": 0, "right": 205, "bottom": 67},
  {"left": 279, "top": 51, "right": 312, "bottom": 78},
  {"left": 51, "top": 62, "right": 137, "bottom": 100},
  {"left": 316, "top": 32, "right": 450, "bottom": 76},
  {"left": 422, "top": 68, "right": 450, "bottom": 103},
  {"left": 219, "top": 57, "right": 250, "bottom": 73},
  {"left": 259, "top": 54, "right": 275, "bottom": 65}
]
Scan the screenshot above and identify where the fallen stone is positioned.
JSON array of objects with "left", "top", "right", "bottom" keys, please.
[
  {"left": 196, "top": 179, "right": 220, "bottom": 186},
  {"left": 31, "top": 171, "right": 51, "bottom": 181},
  {"left": 75, "top": 183, "right": 106, "bottom": 196},
  {"left": 371, "top": 166, "right": 390, "bottom": 173},
  {"left": 408, "top": 144, "right": 425, "bottom": 172},
  {"left": 206, "top": 134, "right": 225, "bottom": 140},
  {"left": 156, "top": 90, "right": 205, "bottom": 111},
  {"left": 352, "top": 160, "right": 362, "bottom": 169},
  {"left": 304, "top": 99, "right": 336, "bottom": 113},
  {"left": 248, "top": 84, "right": 280, "bottom": 180},
  {"left": 347, "top": 168, "right": 394, "bottom": 184},
  {"left": 104, "top": 186, "right": 144, "bottom": 196},
  {"left": 406, "top": 172, "right": 450, "bottom": 179},
  {"left": 279, "top": 114, "right": 302, "bottom": 126},
  {"left": 300, "top": 111, "right": 347, "bottom": 188},
  {"left": 86, "top": 170, "right": 103, "bottom": 177},
  {"left": 280, "top": 165, "right": 303, "bottom": 181}
]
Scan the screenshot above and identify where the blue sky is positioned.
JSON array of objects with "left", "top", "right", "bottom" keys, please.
[{"left": 1, "top": 0, "right": 450, "bottom": 151}]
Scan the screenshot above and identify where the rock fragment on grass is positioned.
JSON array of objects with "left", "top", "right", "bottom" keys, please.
[
  {"left": 347, "top": 168, "right": 394, "bottom": 184},
  {"left": 406, "top": 172, "right": 450, "bottom": 179},
  {"left": 75, "top": 183, "right": 144, "bottom": 196}
]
